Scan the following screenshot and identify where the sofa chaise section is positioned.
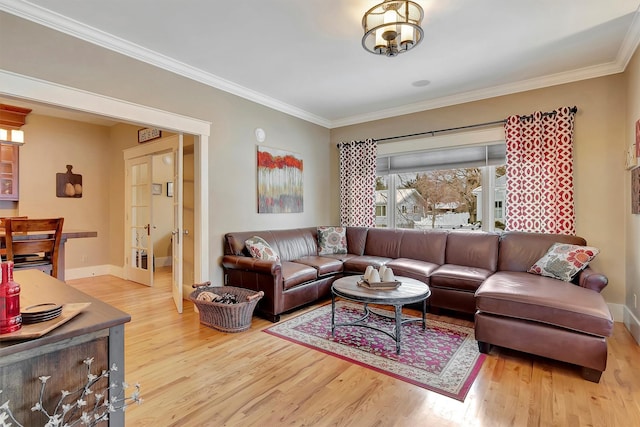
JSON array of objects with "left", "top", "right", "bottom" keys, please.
[{"left": 474, "top": 231, "right": 613, "bottom": 382}]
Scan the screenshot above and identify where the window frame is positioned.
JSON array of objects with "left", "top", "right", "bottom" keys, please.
[{"left": 375, "top": 127, "right": 506, "bottom": 232}]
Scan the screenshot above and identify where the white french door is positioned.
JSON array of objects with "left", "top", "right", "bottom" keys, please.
[
  {"left": 123, "top": 134, "right": 185, "bottom": 313},
  {"left": 171, "top": 136, "right": 184, "bottom": 313},
  {"left": 125, "top": 156, "right": 154, "bottom": 287}
]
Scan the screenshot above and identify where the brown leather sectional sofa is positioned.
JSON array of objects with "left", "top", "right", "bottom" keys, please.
[{"left": 222, "top": 226, "right": 613, "bottom": 382}]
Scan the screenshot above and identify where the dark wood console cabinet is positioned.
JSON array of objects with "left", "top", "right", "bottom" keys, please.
[{"left": 0, "top": 270, "right": 131, "bottom": 426}]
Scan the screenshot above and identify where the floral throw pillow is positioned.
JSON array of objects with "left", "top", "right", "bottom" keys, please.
[
  {"left": 317, "top": 226, "right": 348, "bottom": 255},
  {"left": 528, "top": 242, "right": 599, "bottom": 282},
  {"left": 245, "top": 236, "right": 280, "bottom": 262}
]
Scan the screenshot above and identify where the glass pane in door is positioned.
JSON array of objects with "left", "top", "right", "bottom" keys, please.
[{"left": 131, "top": 162, "right": 150, "bottom": 271}]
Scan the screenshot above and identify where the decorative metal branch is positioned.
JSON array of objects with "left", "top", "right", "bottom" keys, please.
[{"left": 0, "top": 357, "right": 141, "bottom": 427}]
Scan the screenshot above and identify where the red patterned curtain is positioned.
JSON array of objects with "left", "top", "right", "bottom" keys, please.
[
  {"left": 505, "top": 106, "right": 576, "bottom": 235},
  {"left": 338, "top": 139, "right": 377, "bottom": 227}
]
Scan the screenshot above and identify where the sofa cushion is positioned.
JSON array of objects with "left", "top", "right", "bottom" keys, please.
[
  {"left": 345, "top": 227, "right": 369, "bottom": 256},
  {"left": 281, "top": 261, "right": 317, "bottom": 290},
  {"left": 343, "top": 255, "right": 392, "bottom": 274},
  {"left": 430, "top": 264, "right": 493, "bottom": 292},
  {"left": 271, "top": 228, "right": 319, "bottom": 261},
  {"left": 225, "top": 228, "right": 318, "bottom": 261},
  {"left": 398, "top": 229, "right": 447, "bottom": 264},
  {"left": 317, "top": 226, "right": 348, "bottom": 255},
  {"left": 386, "top": 258, "right": 439, "bottom": 284},
  {"left": 445, "top": 231, "right": 499, "bottom": 271},
  {"left": 476, "top": 271, "right": 613, "bottom": 337},
  {"left": 245, "top": 236, "right": 280, "bottom": 262},
  {"left": 293, "top": 256, "right": 344, "bottom": 276},
  {"left": 528, "top": 242, "right": 599, "bottom": 282},
  {"left": 364, "top": 228, "right": 403, "bottom": 258},
  {"left": 497, "top": 231, "right": 587, "bottom": 272}
]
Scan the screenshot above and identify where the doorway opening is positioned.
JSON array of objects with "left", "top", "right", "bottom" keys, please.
[
  {"left": 1, "top": 70, "right": 211, "bottom": 297},
  {"left": 150, "top": 144, "right": 196, "bottom": 303},
  {"left": 124, "top": 133, "right": 194, "bottom": 313}
]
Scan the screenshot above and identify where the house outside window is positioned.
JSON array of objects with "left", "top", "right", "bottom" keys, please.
[{"left": 473, "top": 170, "right": 507, "bottom": 230}]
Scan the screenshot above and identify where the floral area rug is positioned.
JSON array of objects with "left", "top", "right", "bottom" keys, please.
[{"left": 264, "top": 301, "right": 485, "bottom": 401}]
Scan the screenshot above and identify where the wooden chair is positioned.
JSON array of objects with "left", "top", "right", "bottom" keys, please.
[
  {"left": 0, "top": 216, "right": 28, "bottom": 261},
  {"left": 4, "top": 218, "right": 64, "bottom": 278}
]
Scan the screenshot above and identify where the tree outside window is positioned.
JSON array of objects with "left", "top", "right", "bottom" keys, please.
[{"left": 375, "top": 165, "right": 506, "bottom": 231}]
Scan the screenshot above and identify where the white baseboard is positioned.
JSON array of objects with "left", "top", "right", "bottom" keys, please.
[
  {"left": 623, "top": 306, "right": 640, "bottom": 345},
  {"left": 108, "top": 265, "right": 126, "bottom": 279},
  {"left": 608, "top": 303, "right": 624, "bottom": 322},
  {"left": 65, "top": 264, "right": 164, "bottom": 281},
  {"left": 65, "top": 264, "right": 195, "bottom": 301},
  {"left": 155, "top": 256, "right": 172, "bottom": 267},
  {"left": 65, "top": 264, "right": 113, "bottom": 280}
]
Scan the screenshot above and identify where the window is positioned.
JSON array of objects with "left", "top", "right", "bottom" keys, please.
[
  {"left": 375, "top": 143, "right": 506, "bottom": 232},
  {"left": 376, "top": 205, "right": 387, "bottom": 217}
]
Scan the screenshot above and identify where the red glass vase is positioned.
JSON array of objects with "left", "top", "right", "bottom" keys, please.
[{"left": 0, "top": 261, "right": 22, "bottom": 334}]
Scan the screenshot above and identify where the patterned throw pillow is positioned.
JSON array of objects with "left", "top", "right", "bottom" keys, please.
[
  {"left": 528, "top": 242, "right": 599, "bottom": 282},
  {"left": 317, "top": 226, "right": 348, "bottom": 255},
  {"left": 245, "top": 236, "right": 280, "bottom": 262}
]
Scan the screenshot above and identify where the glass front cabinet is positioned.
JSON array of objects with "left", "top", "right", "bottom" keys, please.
[{"left": 0, "top": 144, "right": 18, "bottom": 200}]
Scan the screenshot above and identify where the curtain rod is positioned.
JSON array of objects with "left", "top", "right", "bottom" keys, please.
[{"left": 374, "top": 106, "right": 577, "bottom": 144}]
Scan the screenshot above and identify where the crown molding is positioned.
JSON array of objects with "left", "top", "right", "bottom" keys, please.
[
  {"left": 0, "top": 0, "right": 331, "bottom": 128},
  {"left": 2, "top": 1, "right": 638, "bottom": 130},
  {"left": 617, "top": 6, "right": 640, "bottom": 69},
  {"left": 330, "top": 60, "right": 625, "bottom": 128},
  {"left": 0, "top": 70, "right": 212, "bottom": 136}
]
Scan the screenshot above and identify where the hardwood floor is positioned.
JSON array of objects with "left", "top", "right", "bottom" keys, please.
[{"left": 67, "top": 272, "right": 640, "bottom": 427}]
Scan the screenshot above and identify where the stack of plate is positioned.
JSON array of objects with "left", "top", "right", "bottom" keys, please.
[{"left": 21, "top": 303, "right": 63, "bottom": 324}]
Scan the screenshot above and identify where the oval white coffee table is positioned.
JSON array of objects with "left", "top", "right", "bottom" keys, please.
[{"left": 331, "top": 275, "right": 431, "bottom": 354}]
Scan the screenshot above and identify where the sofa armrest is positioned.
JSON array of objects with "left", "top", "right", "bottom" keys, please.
[
  {"left": 576, "top": 267, "right": 608, "bottom": 293},
  {"left": 222, "top": 255, "right": 281, "bottom": 275},
  {"left": 222, "top": 255, "right": 284, "bottom": 321}
]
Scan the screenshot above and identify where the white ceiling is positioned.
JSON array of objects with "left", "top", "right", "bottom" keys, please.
[{"left": 1, "top": 0, "right": 640, "bottom": 128}]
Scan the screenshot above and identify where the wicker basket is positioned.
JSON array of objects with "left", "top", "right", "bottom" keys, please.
[{"left": 189, "top": 284, "right": 264, "bottom": 333}]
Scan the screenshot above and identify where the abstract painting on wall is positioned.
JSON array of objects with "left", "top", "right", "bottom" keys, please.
[{"left": 257, "top": 146, "right": 303, "bottom": 213}]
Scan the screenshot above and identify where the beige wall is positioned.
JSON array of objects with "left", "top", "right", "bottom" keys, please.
[
  {"left": 12, "top": 115, "right": 144, "bottom": 272},
  {"left": 18, "top": 115, "right": 112, "bottom": 270},
  {"left": 331, "top": 75, "right": 628, "bottom": 309},
  {"left": 625, "top": 46, "right": 640, "bottom": 340}
]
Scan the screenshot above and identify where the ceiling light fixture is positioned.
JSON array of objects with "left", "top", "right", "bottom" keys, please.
[
  {"left": 362, "top": 0, "right": 424, "bottom": 57},
  {"left": 0, "top": 104, "right": 31, "bottom": 146}
]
